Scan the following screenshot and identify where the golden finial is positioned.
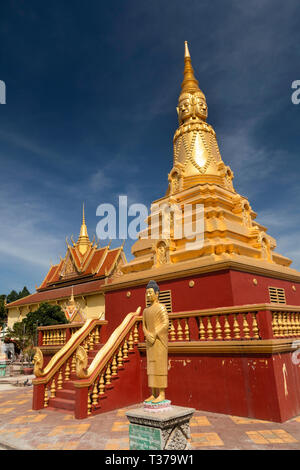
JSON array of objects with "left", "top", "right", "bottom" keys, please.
[
  {"left": 82, "top": 203, "right": 86, "bottom": 225},
  {"left": 181, "top": 41, "right": 202, "bottom": 96},
  {"left": 184, "top": 40, "right": 190, "bottom": 58},
  {"left": 77, "top": 203, "right": 90, "bottom": 255},
  {"left": 70, "top": 285, "right": 75, "bottom": 304}
]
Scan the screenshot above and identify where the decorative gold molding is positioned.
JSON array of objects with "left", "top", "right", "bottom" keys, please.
[
  {"left": 37, "top": 322, "right": 84, "bottom": 331},
  {"left": 167, "top": 303, "right": 300, "bottom": 318},
  {"left": 138, "top": 339, "right": 300, "bottom": 355},
  {"left": 39, "top": 345, "right": 62, "bottom": 355}
]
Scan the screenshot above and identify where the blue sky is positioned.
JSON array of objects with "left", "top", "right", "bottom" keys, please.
[{"left": 0, "top": 0, "right": 299, "bottom": 294}]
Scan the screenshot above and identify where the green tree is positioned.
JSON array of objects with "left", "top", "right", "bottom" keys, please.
[
  {"left": 5, "top": 302, "right": 68, "bottom": 358},
  {"left": 0, "top": 294, "right": 7, "bottom": 327},
  {"left": 5, "top": 321, "right": 31, "bottom": 355},
  {"left": 6, "top": 286, "right": 30, "bottom": 304},
  {"left": 6, "top": 290, "right": 19, "bottom": 304},
  {"left": 23, "top": 302, "right": 68, "bottom": 339},
  {"left": 19, "top": 286, "right": 30, "bottom": 299}
]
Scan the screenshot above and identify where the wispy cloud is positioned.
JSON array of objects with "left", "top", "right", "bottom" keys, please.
[
  {"left": 89, "top": 169, "right": 113, "bottom": 193},
  {"left": 255, "top": 206, "right": 300, "bottom": 270},
  {"left": 0, "top": 179, "right": 67, "bottom": 275}
]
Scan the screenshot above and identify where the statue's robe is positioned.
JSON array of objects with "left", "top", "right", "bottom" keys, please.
[{"left": 142, "top": 302, "right": 169, "bottom": 389}]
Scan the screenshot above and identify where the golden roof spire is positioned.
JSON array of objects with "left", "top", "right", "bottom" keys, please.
[
  {"left": 82, "top": 202, "right": 86, "bottom": 225},
  {"left": 181, "top": 41, "right": 202, "bottom": 95},
  {"left": 70, "top": 285, "right": 75, "bottom": 304},
  {"left": 77, "top": 203, "right": 90, "bottom": 255},
  {"left": 184, "top": 40, "right": 190, "bottom": 58}
]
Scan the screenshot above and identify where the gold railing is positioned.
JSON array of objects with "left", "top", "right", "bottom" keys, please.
[
  {"left": 168, "top": 310, "right": 259, "bottom": 341},
  {"left": 38, "top": 323, "right": 83, "bottom": 347},
  {"left": 272, "top": 311, "right": 300, "bottom": 338},
  {"left": 166, "top": 304, "right": 300, "bottom": 342}
]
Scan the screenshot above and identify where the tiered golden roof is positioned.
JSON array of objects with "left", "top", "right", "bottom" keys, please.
[
  {"left": 121, "top": 41, "right": 294, "bottom": 275},
  {"left": 35, "top": 206, "right": 126, "bottom": 290}
]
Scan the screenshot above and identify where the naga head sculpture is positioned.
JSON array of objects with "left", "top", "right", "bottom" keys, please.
[
  {"left": 33, "top": 347, "right": 44, "bottom": 377},
  {"left": 76, "top": 345, "right": 88, "bottom": 378}
]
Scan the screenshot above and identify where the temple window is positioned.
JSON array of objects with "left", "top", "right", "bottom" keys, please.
[{"left": 269, "top": 287, "right": 286, "bottom": 304}]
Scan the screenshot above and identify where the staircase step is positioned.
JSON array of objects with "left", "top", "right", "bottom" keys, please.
[
  {"left": 63, "top": 381, "right": 76, "bottom": 390},
  {"left": 48, "top": 397, "right": 75, "bottom": 411},
  {"left": 88, "top": 351, "right": 99, "bottom": 359},
  {"left": 56, "top": 389, "right": 76, "bottom": 400}
]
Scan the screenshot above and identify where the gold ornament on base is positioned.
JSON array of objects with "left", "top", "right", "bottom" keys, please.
[{"left": 33, "top": 347, "right": 44, "bottom": 377}]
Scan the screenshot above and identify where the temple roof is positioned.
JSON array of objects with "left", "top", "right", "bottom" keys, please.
[
  {"left": 7, "top": 208, "right": 126, "bottom": 309},
  {"left": 5, "top": 279, "right": 106, "bottom": 308},
  {"left": 37, "top": 245, "right": 124, "bottom": 291}
]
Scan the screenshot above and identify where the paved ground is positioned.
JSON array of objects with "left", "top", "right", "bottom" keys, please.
[{"left": 0, "top": 382, "right": 300, "bottom": 450}]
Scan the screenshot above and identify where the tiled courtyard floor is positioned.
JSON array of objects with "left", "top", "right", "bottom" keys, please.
[{"left": 0, "top": 386, "right": 300, "bottom": 450}]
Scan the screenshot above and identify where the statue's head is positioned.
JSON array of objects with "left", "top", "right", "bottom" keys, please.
[
  {"left": 177, "top": 91, "right": 207, "bottom": 124},
  {"left": 146, "top": 280, "right": 160, "bottom": 304}
]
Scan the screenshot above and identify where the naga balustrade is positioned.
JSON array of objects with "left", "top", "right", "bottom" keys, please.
[
  {"left": 32, "top": 317, "right": 107, "bottom": 411},
  {"left": 72, "top": 308, "right": 141, "bottom": 419}
]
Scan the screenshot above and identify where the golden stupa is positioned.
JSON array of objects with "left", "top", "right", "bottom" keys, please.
[{"left": 121, "top": 41, "right": 294, "bottom": 277}]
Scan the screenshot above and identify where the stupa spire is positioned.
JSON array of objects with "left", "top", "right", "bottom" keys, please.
[
  {"left": 181, "top": 41, "right": 202, "bottom": 96},
  {"left": 82, "top": 203, "right": 86, "bottom": 225},
  {"left": 184, "top": 40, "right": 190, "bottom": 58},
  {"left": 77, "top": 203, "right": 90, "bottom": 255},
  {"left": 121, "top": 40, "right": 294, "bottom": 277}
]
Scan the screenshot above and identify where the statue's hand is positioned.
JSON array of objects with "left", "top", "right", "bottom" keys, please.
[{"left": 146, "top": 333, "right": 155, "bottom": 345}]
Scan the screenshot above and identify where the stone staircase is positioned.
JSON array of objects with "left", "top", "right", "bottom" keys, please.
[{"left": 48, "top": 343, "right": 103, "bottom": 412}]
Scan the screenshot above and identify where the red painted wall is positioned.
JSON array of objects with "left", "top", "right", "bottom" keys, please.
[
  {"left": 105, "top": 269, "right": 300, "bottom": 339},
  {"left": 271, "top": 352, "right": 300, "bottom": 422},
  {"left": 105, "top": 270, "right": 234, "bottom": 337},
  {"left": 64, "top": 268, "right": 300, "bottom": 422},
  {"left": 139, "top": 351, "right": 300, "bottom": 422},
  {"left": 230, "top": 271, "right": 300, "bottom": 306}
]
